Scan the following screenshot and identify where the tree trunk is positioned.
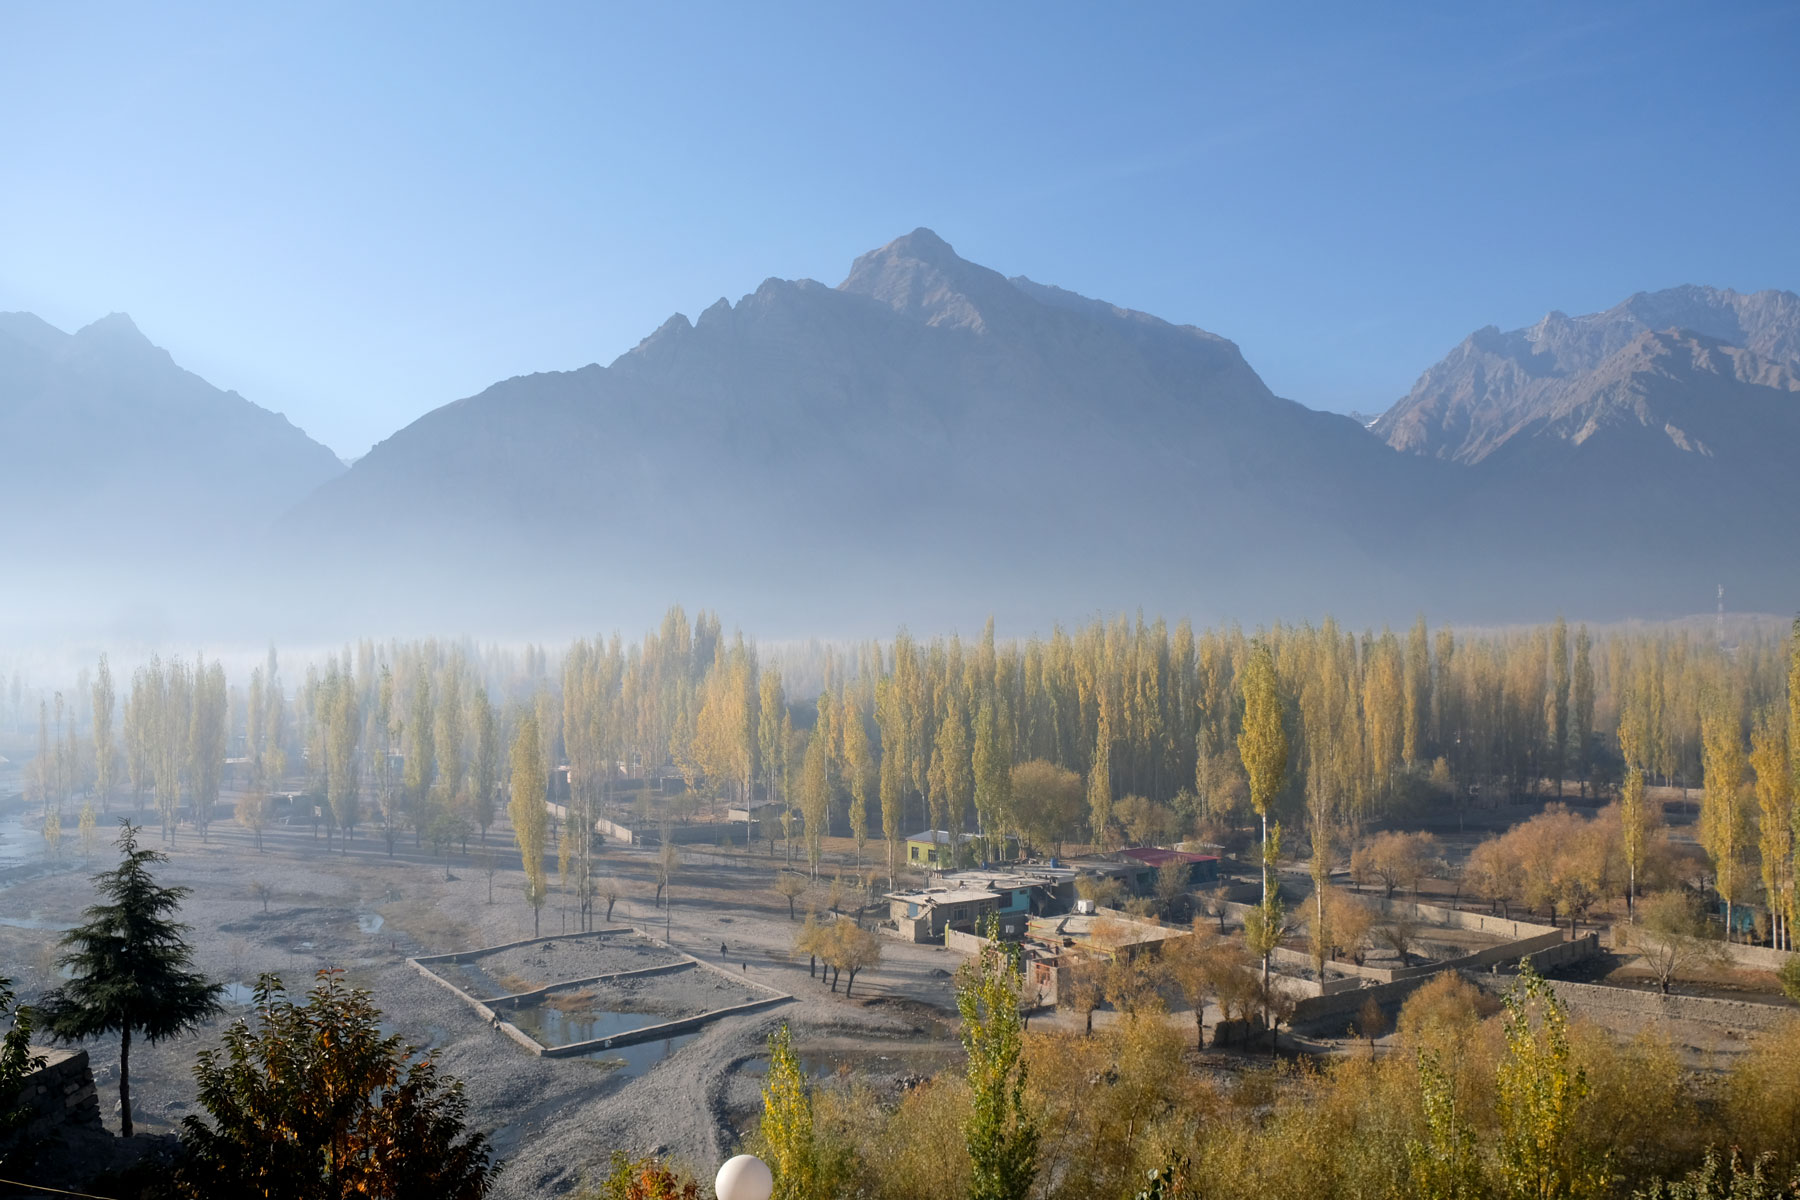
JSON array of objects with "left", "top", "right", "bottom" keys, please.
[
  {"left": 1260, "top": 811, "right": 1268, "bottom": 907},
  {"left": 118, "top": 1025, "right": 133, "bottom": 1138}
]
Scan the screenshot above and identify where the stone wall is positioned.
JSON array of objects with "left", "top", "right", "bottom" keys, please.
[
  {"left": 1358, "top": 894, "right": 1561, "bottom": 940},
  {"left": 2, "top": 1047, "right": 103, "bottom": 1143},
  {"left": 1719, "top": 941, "right": 1795, "bottom": 973},
  {"left": 1518, "top": 933, "right": 1601, "bottom": 974},
  {"left": 1288, "top": 974, "right": 1436, "bottom": 1034},
  {"left": 1468, "top": 973, "right": 1797, "bottom": 1036}
]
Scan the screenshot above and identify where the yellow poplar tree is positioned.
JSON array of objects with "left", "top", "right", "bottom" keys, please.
[
  {"left": 1750, "top": 708, "right": 1793, "bottom": 950},
  {"left": 509, "top": 709, "right": 548, "bottom": 937},
  {"left": 1087, "top": 704, "right": 1113, "bottom": 851},
  {"left": 1699, "top": 696, "right": 1749, "bottom": 942},
  {"left": 759, "top": 1023, "right": 818, "bottom": 1200},
  {"left": 1238, "top": 642, "right": 1288, "bottom": 906}
]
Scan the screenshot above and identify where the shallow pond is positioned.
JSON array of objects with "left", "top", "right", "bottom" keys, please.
[
  {"left": 0, "top": 911, "right": 72, "bottom": 931},
  {"left": 507, "top": 1003, "right": 662, "bottom": 1047},
  {"left": 577, "top": 1031, "right": 702, "bottom": 1077}
]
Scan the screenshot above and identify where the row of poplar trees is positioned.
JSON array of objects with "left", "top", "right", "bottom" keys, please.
[{"left": 32, "top": 610, "right": 1800, "bottom": 937}]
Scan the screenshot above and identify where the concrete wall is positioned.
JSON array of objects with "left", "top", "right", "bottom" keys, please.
[
  {"left": 945, "top": 928, "right": 990, "bottom": 956},
  {"left": 1469, "top": 972, "right": 1797, "bottom": 1036},
  {"left": 412, "top": 928, "right": 792, "bottom": 1058},
  {"left": 1, "top": 1047, "right": 103, "bottom": 1143},
  {"left": 413, "top": 926, "right": 634, "bottom": 966}
]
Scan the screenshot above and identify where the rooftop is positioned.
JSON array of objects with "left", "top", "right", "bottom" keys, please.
[
  {"left": 1118, "top": 847, "right": 1220, "bottom": 868},
  {"left": 938, "top": 869, "right": 1062, "bottom": 891},
  {"left": 886, "top": 885, "right": 1008, "bottom": 906},
  {"left": 907, "top": 829, "right": 977, "bottom": 845},
  {"left": 1026, "top": 911, "right": 1188, "bottom": 950}
]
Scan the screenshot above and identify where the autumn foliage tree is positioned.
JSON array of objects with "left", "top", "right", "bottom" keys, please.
[
  {"left": 175, "top": 970, "right": 497, "bottom": 1199},
  {"left": 958, "top": 917, "right": 1039, "bottom": 1200},
  {"left": 509, "top": 708, "right": 549, "bottom": 936}
]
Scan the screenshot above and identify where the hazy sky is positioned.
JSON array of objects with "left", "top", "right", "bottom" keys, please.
[{"left": 5, "top": 2, "right": 1798, "bottom": 458}]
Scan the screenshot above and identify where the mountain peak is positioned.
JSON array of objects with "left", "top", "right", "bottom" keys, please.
[
  {"left": 75, "top": 311, "right": 150, "bottom": 344},
  {"left": 838, "top": 228, "right": 1019, "bottom": 332},
  {"left": 884, "top": 226, "right": 957, "bottom": 263},
  {"left": 1376, "top": 282, "right": 1800, "bottom": 464}
]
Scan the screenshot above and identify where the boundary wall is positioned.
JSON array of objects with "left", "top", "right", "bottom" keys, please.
[
  {"left": 1468, "top": 972, "right": 1796, "bottom": 1036},
  {"left": 409, "top": 928, "right": 792, "bottom": 1058}
]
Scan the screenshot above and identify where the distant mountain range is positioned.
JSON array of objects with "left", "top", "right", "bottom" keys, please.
[
  {"left": 1375, "top": 285, "right": 1800, "bottom": 464},
  {"left": 3, "top": 237, "right": 1794, "bottom": 640},
  {"left": 0, "top": 311, "right": 343, "bottom": 559}
]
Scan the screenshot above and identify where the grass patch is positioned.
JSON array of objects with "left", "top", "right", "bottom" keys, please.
[{"left": 379, "top": 898, "right": 470, "bottom": 953}]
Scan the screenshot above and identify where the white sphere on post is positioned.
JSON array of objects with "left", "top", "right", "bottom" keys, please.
[{"left": 715, "top": 1154, "right": 773, "bottom": 1200}]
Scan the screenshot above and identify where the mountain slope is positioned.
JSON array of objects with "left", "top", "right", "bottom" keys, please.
[
  {"left": 0, "top": 311, "right": 344, "bottom": 561},
  {"left": 1374, "top": 284, "right": 1800, "bottom": 463},
  {"left": 276, "top": 229, "right": 1439, "bottom": 633},
  {"left": 1368, "top": 287, "right": 1800, "bottom": 620}
]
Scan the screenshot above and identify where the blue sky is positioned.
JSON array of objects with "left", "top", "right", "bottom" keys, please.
[{"left": 4, "top": 2, "right": 1797, "bottom": 458}]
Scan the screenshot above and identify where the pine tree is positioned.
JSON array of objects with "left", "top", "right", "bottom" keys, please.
[{"left": 40, "top": 823, "right": 223, "bottom": 1137}]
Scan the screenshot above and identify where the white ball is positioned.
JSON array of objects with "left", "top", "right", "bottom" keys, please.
[{"left": 714, "top": 1154, "right": 774, "bottom": 1200}]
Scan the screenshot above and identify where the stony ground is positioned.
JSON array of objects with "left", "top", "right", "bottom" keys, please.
[
  {"left": 6, "top": 797, "right": 1794, "bottom": 1195},
  {"left": 0, "top": 806, "right": 965, "bottom": 1196}
]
